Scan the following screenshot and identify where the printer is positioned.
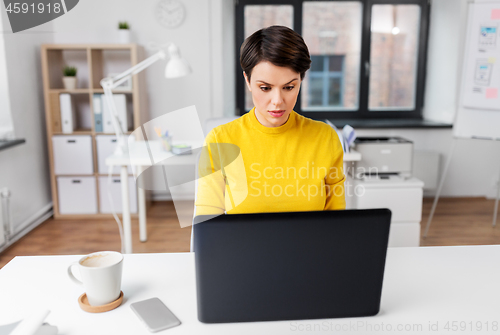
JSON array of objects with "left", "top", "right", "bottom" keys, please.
[{"left": 350, "top": 137, "right": 413, "bottom": 179}]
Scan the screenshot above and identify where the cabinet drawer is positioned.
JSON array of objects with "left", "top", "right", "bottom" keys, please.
[
  {"left": 98, "top": 176, "right": 137, "bottom": 214},
  {"left": 356, "top": 187, "right": 423, "bottom": 222},
  {"left": 57, "top": 176, "right": 97, "bottom": 214},
  {"left": 96, "top": 135, "right": 133, "bottom": 175},
  {"left": 52, "top": 135, "right": 93, "bottom": 175}
]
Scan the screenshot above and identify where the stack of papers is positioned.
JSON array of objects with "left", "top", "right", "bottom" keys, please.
[{"left": 172, "top": 144, "right": 192, "bottom": 155}]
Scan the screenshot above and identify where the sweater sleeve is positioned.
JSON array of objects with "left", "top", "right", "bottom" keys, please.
[
  {"left": 324, "top": 130, "right": 346, "bottom": 210},
  {"left": 194, "top": 129, "right": 226, "bottom": 216}
]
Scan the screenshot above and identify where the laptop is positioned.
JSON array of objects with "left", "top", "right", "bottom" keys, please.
[{"left": 193, "top": 208, "right": 392, "bottom": 323}]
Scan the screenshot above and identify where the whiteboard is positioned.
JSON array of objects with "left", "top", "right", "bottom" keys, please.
[{"left": 455, "top": 1, "right": 500, "bottom": 139}]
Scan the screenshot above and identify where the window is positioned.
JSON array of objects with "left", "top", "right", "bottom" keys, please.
[
  {"left": 235, "top": 0, "right": 430, "bottom": 120},
  {"left": 369, "top": 4, "right": 421, "bottom": 111},
  {"left": 0, "top": 29, "right": 14, "bottom": 140},
  {"left": 302, "top": 1, "right": 361, "bottom": 112},
  {"left": 308, "top": 55, "right": 345, "bottom": 108}
]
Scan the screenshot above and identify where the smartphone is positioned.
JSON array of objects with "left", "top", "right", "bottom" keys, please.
[{"left": 130, "top": 298, "right": 181, "bottom": 332}]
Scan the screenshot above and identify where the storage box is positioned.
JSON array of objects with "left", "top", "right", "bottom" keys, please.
[
  {"left": 52, "top": 135, "right": 93, "bottom": 175},
  {"left": 96, "top": 135, "right": 133, "bottom": 175},
  {"left": 98, "top": 176, "right": 137, "bottom": 213},
  {"left": 57, "top": 176, "right": 97, "bottom": 214}
]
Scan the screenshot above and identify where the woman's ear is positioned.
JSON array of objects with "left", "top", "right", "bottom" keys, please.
[{"left": 243, "top": 71, "right": 251, "bottom": 92}]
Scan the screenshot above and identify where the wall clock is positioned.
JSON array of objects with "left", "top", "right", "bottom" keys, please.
[{"left": 156, "top": 0, "right": 186, "bottom": 29}]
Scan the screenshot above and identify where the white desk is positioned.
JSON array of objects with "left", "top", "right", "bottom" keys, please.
[
  {"left": 1, "top": 246, "right": 500, "bottom": 334},
  {"left": 106, "top": 142, "right": 360, "bottom": 254}
]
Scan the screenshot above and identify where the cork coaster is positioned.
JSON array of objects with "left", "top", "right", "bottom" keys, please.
[{"left": 78, "top": 291, "right": 124, "bottom": 313}]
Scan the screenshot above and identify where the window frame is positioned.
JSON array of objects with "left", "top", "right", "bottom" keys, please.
[
  {"left": 308, "top": 55, "right": 345, "bottom": 108},
  {"left": 235, "top": 0, "right": 431, "bottom": 120}
]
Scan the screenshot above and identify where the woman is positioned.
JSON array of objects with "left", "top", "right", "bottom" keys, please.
[{"left": 195, "top": 25, "right": 345, "bottom": 216}]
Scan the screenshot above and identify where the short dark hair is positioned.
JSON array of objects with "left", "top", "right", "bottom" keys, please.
[{"left": 240, "top": 25, "right": 311, "bottom": 83}]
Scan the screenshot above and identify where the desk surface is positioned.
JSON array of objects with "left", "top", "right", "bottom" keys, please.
[
  {"left": 106, "top": 140, "right": 361, "bottom": 166},
  {"left": 1, "top": 246, "right": 499, "bottom": 334},
  {"left": 106, "top": 140, "right": 202, "bottom": 166}
]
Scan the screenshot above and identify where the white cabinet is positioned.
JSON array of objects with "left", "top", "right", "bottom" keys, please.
[
  {"left": 57, "top": 176, "right": 97, "bottom": 214},
  {"left": 98, "top": 176, "right": 137, "bottom": 214},
  {"left": 96, "top": 135, "right": 133, "bottom": 175},
  {"left": 355, "top": 182, "right": 423, "bottom": 223},
  {"left": 346, "top": 176, "right": 424, "bottom": 247},
  {"left": 52, "top": 135, "right": 93, "bottom": 175}
]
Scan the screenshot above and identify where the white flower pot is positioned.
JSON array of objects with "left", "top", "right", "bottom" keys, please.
[
  {"left": 63, "top": 76, "right": 77, "bottom": 90},
  {"left": 118, "top": 30, "right": 131, "bottom": 44}
]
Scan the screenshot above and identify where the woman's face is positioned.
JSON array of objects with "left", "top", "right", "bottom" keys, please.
[{"left": 244, "top": 61, "right": 301, "bottom": 127}]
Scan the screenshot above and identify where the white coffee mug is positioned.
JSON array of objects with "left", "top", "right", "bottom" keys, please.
[{"left": 67, "top": 251, "right": 123, "bottom": 306}]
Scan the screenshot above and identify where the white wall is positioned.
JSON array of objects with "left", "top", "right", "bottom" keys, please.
[
  {"left": 416, "top": 0, "right": 500, "bottom": 198},
  {"left": 51, "top": 0, "right": 215, "bottom": 124},
  {"left": 0, "top": 10, "right": 14, "bottom": 140},
  {"left": 0, "top": 9, "right": 54, "bottom": 239},
  {"left": 220, "top": 0, "right": 237, "bottom": 117}
]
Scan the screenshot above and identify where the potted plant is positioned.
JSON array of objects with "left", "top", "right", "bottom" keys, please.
[
  {"left": 62, "top": 66, "right": 77, "bottom": 90},
  {"left": 118, "top": 21, "right": 131, "bottom": 43}
]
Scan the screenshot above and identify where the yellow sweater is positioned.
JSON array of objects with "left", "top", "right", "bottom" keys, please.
[{"left": 195, "top": 107, "right": 346, "bottom": 215}]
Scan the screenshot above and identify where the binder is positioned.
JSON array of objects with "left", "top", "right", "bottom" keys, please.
[
  {"left": 59, "top": 94, "right": 77, "bottom": 134},
  {"left": 115, "top": 94, "right": 128, "bottom": 133},
  {"left": 93, "top": 94, "right": 103, "bottom": 132},
  {"left": 102, "top": 94, "right": 114, "bottom": 133},
  {"left": 102, "top": 94, "right": 128, "bottom": 133}
]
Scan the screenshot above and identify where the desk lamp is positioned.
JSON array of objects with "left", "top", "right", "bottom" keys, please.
[{"left": 100, "top": 44, "right": 192, "bottom": 155}]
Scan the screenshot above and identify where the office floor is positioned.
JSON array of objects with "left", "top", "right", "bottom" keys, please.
[{"left": 1, "top": 197, "right": 500, "bottom": 269}]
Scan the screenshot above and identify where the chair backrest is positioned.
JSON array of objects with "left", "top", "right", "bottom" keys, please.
[{"left": 190, "top": 116, "right": 239, "bottom": 252}]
